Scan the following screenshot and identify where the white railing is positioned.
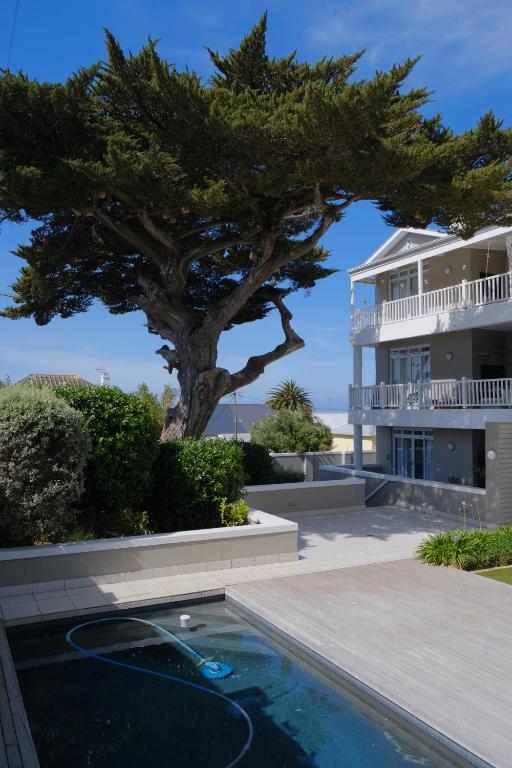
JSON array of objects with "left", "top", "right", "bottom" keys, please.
[
  {"left": 352, "top": 271, "right": 512, "bottom": 331},
  {"left": 350, "top": 378, "right": 512, "bottom": 409}
]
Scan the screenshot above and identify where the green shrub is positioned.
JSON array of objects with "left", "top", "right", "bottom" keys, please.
[
  {"left": 252, "top": 409, "right": 332, "bottom": 453},
  {"left": 417, "top": 526, "right": 512, "bottom": 571},
  {"left": 148, "top": 438, "right": 246, "bottom": 532},
  {"left": 220, "top": 498, "right": 250, "bottom": 527},
  {"left": 238, "top": 441, "right": 274, "bottom": 485},
  {"left": 55, "top": 386, "right": 159, "bottom": 535},
  {"left": 0, "top": 385, "right": 90, "bottom": 546},
  {"left": 271, "top": 466, "right": 305, "bottom": 483}
]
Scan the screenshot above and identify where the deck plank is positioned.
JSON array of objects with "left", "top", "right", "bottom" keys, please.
[
  {"left": 0, "top": 626, "right": 39, "bottom": 768},
  {"left": 227, "top": 559, "right": 512, "bottom": 768}
]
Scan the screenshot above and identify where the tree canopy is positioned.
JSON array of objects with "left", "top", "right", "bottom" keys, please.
[
  {"left": 1, "top": 14, "right": 511, "bottom": 437},
  {"left": 252, "top": 409, "right": 333, "bottom": 453},
  {"left": 266, "top": 379, "right": 312, "bottom": 412}
]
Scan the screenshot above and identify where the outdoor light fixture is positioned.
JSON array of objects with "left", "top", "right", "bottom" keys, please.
[
  {"left": 462, "top": 264, "right": 467, "bottom": 271},
  {"left": 446, "top": 352, "right": 454, "bottom": 361},
  {"left": 444, "top": 265, "right": 452, "bottom": 275},
  {"left": 448, "top": 442, "right": 456, "bottom": 451},
  {"left": 487, "top": 449, "right": 497, "bottom": 461}
]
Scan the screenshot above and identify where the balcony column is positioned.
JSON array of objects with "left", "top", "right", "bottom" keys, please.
[
  {"left": 506, "top": 235, "right": 512, "bottom": 297},
  {"left": 350, "top": 278, "right": 355, "bottom": 317},
  {"left": 352, "top": 346, "right": 363, "bottom": 469},
  {"left": 417, "top": 259, "right": 424, "bottom": 314}
]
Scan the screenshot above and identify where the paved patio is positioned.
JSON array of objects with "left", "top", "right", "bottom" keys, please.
[
  {"left": 295, "top": 504, "right": 465, "bottom": 563},
  {"left": 0, "top": 505, "right": 464, "bottom": 626}
]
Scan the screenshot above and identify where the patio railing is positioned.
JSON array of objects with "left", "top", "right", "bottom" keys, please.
[
  {"left": 352, "top": 271, "right": 512, "bottom": 332},
  {"left": 349, "top": 377, "right": 512, "bottom": 409}
]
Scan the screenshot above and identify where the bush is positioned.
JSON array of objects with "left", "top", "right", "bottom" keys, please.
[
  {"left": 0, "top": 385, "right": 90, "bottom": 546},
  {"left": 271, "top": 466, "right": 305, "bottom": 483},
  {"left": 148, "top": 438, "right": 246, "bottom": 532},
  {"left": 55, "top": 386, "right": 159, "bottom": 535},
  {"left": 252, "top": 409, "right": 332, "bottom": 453},
  {"left": 220, "top": 498, "right": 250, "bottom": 527},
  {"left": 417, "top": 526, "right": 512, "bottom": 570},
  {"left": 238, "top": 441, "right": 274, "bottom": 485}
]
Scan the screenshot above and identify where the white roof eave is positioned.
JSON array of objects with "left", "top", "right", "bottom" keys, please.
[{"left": 349, "top": 226, "right": 512, "bottom": 283}]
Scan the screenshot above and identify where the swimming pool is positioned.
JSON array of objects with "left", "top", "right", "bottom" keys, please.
[{"left": 8, "top": 600, "right": 469, "bottom": 767}]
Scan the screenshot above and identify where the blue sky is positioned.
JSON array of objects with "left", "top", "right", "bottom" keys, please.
[{"left": 1, "top": 0, "right": 511, "bottom": 408}]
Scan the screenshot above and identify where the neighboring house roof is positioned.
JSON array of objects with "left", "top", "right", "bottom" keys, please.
[
  {"left": 313, "top": 411, "right": 376, "bottom": 438},
  {"left": 205, "top": 403, "right": 274, "bottom": 436},
  {"left": 16, "top": 374, "right": 94, "bottom": 388}
]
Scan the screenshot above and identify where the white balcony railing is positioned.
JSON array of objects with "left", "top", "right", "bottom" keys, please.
[
  {"left": 350, "top": 378, "right": 512, "bottom": 410},
  {"left": 352, "top": 271, "right": 512, "bottom": 332}
]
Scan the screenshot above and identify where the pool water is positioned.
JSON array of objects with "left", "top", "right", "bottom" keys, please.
[{"left": 8, "top": 601, "right": 466, "bottom": 768}]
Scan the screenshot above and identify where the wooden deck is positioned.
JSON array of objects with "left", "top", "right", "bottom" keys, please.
[
  {"left": 0, "top": 626, "right": 39, "bottom": 768},
  {"left": 227, "top": 559, "right": 512, "bottom": 768}
]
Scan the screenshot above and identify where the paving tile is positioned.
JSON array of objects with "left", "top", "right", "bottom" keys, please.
[
  {"left": 33, "top": 579, "right": 65, "bottom": 593},
  {"left": 2, "top": 601, "right": 41, "bottom": 620},
  {"left": 0, "top": 592, "right": 34, "bottom": 606},
  {"left": 37, "top": 596, "right": 76, "bottom": 614},
  {"left": 68, "top": 591, "right": 110, "bottom": 609}
]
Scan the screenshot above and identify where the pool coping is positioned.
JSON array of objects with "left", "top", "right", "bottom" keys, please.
[{"left": 226, "top": 592, "right": 494, "bottom": 768}]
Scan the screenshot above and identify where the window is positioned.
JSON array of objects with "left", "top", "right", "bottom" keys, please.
[
  {"left": 393, "top": 429, "right": 433, "bottom": 480},
  {"left": 389, "top": 266, "right": 429, "bottom": 301},
  {"left": 390, "top": 346, "right": 430, "bottom": 385}
]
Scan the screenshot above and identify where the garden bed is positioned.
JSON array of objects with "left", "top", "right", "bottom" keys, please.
[{"left": 0, "top": 510, "right": 298, "bottom": 595}]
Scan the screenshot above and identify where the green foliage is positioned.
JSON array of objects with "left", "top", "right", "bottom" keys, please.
[
  {"left": 417, "top": 526, "right": 512, "bottom": 570},
  {"left": 238, "top": 440, "right": 274, "bottom": 485},
  {"left": 55, "top": 386, "right": 159, "bottom": 535},
  {"left": 2, "top": 17, "right": 511, "bottom": 437},
  {"left": 271, "top": 466, "right": 305, "bottom": 483},
  {"left": 134, "top": 382, "right": 178, "bottom": 430},
  {"left": 252, "top": 409, "right": 333, "bottom": 453},
  {"left": 220, "top": 497, "right": 250, "bottom": 527},
  {"left": 0, "top": 385, "right": 90, "bottom": 546},
  {"left": 148, "top": 438, "right": 246, "bottom": 532},
  {"left": 266, "top": 380, "right": 312, "bottom": 412}
]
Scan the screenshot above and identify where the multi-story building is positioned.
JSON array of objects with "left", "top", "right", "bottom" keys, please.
[{"left": 349, "top": 225, "right": 512, "bottom": 487}]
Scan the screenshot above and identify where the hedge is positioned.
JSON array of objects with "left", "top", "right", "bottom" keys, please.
[
  {"left": 55, "top": 386, "right": 159, "bottom": 535},
  {"left": 238, "top": 441, "right": 274, "bottom": 485},
  {"left": 148, "top": 438, "right": 246, "bottom": 532},
  {"left": 0, "top": 385, "right": 90, "bottom": 545}
]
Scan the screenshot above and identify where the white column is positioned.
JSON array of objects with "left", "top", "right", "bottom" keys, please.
[
  {"left": 417, "top": 259, "right": 424, "bottom": 315},
  {"left": 417, "top": 259, "right": 424, "bottom": 295},
  {"left": 350, "top": 278, "right": 356, "bottom": 317},
  {"left": 352, "top": 345, "right": 363, "bottom": 469}
]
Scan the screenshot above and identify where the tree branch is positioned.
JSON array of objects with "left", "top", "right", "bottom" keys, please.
[
  {"left": 224, "top": 296, "right": 304, "bottom": 393},
  {"left": 91, "top": 206, "right": 168, "bottom": 270}
]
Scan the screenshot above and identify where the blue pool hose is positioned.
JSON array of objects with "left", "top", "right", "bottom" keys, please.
[{"left": 66, "top": 616, "right": 254, "bottom": 768}]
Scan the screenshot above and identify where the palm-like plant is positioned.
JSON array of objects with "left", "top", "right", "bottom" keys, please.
[{"left": 266, "top": 380, "right": 313, "bottom": 412}]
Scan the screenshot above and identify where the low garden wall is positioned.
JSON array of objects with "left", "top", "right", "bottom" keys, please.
[
  {"left": 245, "top": 478, "right": 366, "bottom": 517},
  {"left": 0, "top": 510, "right": 297, "bottom": 595},
  {"left": 271, "top": 451, "right": 377, "bottom": 480},
  {"left": 320, "top": 466, "right": 489, "bottom": 524}
]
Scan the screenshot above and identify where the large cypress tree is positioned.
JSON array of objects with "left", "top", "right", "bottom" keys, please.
[{"left": 1, "top": 15, "right": 511, "bottom": 437}]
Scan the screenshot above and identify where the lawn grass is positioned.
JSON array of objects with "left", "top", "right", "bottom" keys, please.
[{"left": 476, "top": 566, "right": 512, "bottom": 585}]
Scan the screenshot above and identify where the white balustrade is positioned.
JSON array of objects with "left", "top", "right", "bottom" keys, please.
[
  {"left": 352, "top": 271, "right": 512, "bottom": 332},
  {"left": 349, "top": 378, "right": 512, "bottom": 410}
]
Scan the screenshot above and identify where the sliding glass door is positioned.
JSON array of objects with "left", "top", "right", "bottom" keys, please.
[{"left": 393, "top": 429, "right": 433, "bottom": 480}]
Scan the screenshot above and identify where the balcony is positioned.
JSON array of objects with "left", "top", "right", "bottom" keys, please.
[
  {"left": 350, "top": 378, "right": 512, "bottom": 410},
  {"left": 351, "top": 271, "right": 512, "bottom": 338}
]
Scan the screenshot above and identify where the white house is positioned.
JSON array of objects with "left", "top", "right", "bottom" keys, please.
[{"left": 349, "top": 225, "right": 512, "bottom": 487}]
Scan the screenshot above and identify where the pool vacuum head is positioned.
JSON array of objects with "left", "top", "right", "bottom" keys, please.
[{"left": 197, "top": 659, "right": 233, "bottom": 680}]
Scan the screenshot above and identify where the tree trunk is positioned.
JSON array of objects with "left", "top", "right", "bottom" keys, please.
[{"left": 160, "top": 337, "right": 231, "bottom": 440}]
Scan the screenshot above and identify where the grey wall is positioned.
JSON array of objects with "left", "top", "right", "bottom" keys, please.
[
  {"left": 486, "top": 421, "right": 512, "bottom": 525},
  {"left": 245, "top": 480, "right": 366, "bottom": 517},
  {"left": 434, "top": 429, "right": 474, "bottom": 485}
]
